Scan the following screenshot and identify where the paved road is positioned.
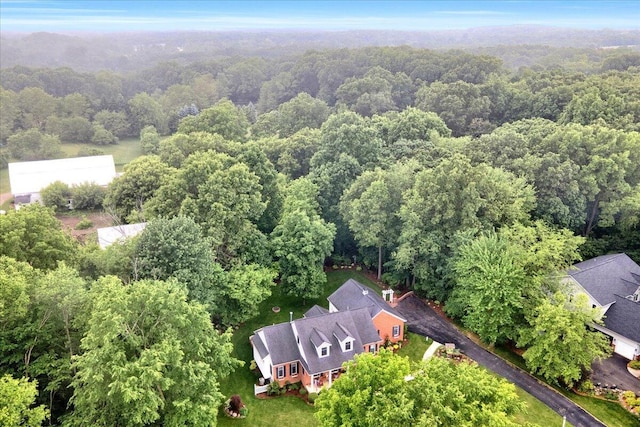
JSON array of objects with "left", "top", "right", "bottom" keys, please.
[{"left": 396, "top": 295, "right": 607, "bottom": 427}]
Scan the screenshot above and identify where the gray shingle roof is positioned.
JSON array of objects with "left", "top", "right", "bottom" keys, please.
[
  {"left": 252, "top": 322, "right": 299, "bottom": 365},
  {"left": 304, "top": 305, "right": 330, "bottom": 318},
  {"left": 603, "top": 296, "right": 640, "bottom": 343},
  {"left": 294, "top": 308, "right": 378, "bottom": 374},
  {"left": 570, "top": 253, "right": 640, "bottom": 342},
  {"left": 327, "top": 279, "right": 406, "bottom": 322}
]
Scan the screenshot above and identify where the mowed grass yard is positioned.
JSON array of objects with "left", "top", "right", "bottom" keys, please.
[
  {"left": 1, "top": 138, "right": 143, "bottom": 195},
  {"left": 59, "top": 137, "right": 143, "bottom": 172},
  {"left": 217, "top": 270, "right": 572, "bottom": 427}
]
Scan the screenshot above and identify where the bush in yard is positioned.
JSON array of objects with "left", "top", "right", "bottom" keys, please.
[
  {"left": 577, "top": 379, "right": 595, "bottom": 395},
  {"left": 229, "top": 395, "right": 243, "bottom": 413},
  {"left": 71, "top": 182, "right": 106, "bottom": 210},
  {"left": 307, "top": 392, "right": 318, "bottom": 404},
  {"left": 75, "top": 216, "right": 93, "bottom": 230},
  {"left": 267, "top": 381, "right": 281, "bottom": 396},
  {"left": 288, "top": 382, "right": 301, "bottom": 391},
  {"left": 299, "top": 387, "right": 307, "bottom": 396},
  {"left": 629, "top": 360, "right": 640, "bottom": 370},
  {"left": 41, "top": 181, "right": 71, "bottom": 211}
]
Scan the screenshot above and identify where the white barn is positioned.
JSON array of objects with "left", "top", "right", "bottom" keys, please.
[{"left": 8, "top": 155, "right": 117, "bottom": 207}]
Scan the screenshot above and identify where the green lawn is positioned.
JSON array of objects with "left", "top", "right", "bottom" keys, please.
[
  {"left": 217, "top": 271, "right": 583, "bottom": 427},
  {"left": 398, "top": 332, "right": 432, "bottom": 361},
  {"left": 59, "top": 137, "right": 143, "bottom": 171}
]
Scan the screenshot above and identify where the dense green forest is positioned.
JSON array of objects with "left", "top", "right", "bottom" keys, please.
[{"left": 1, "top": 32, "right": 640, "bottom": 425}]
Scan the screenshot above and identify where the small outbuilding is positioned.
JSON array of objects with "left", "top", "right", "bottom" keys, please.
[{"left": 97, "top": 223, "right": 147, "bottom": 249}]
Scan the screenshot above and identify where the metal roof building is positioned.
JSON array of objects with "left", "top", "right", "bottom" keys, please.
[
  {"left": 97, "top": 223, "right": 147, "bottom": 249},
  {"left": 8, "top": 155, "right": 117, "bottom": 200}
]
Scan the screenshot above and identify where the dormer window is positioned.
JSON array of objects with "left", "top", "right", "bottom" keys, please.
[
  {"left": 333, "top": 323, "right": 355, "bottom": 352},
  {"left": 311, "top": 328, "right": 332, "bottom": 358}
]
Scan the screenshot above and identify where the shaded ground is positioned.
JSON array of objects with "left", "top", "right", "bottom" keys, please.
[
  {"left": 57, "top": 211, "right": 113, "bottom": 243},
  {"left": 592, "top": 353, "right": 640, "bottom": 394},
  {"left": 396, "top": 294, "right": 606, "bottom": 427}
]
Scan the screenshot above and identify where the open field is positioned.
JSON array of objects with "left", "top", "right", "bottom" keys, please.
[
  {"left": 217, "top": 270, "right": 576, "bottom": 427},
  {"left": 59, "top": 137, "right": 143, "bottom": 171}
]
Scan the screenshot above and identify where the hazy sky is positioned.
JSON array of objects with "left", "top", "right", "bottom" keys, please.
[{"left": 1, "top": 1, "right": 639, "bottom": 33}]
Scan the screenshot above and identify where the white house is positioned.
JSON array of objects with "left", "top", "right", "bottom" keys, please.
[
  {"left": 565, "top": 253, "right": 640, "bottom": 360},
  {"left": 8, "top": 155, "right": 117, "bottom": 207}
]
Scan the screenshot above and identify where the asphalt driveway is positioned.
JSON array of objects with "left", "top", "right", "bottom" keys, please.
[
  {"left": 396, "top": 294, "right": 607, "bottom": 427},
  {"left": 592, "top": 353, "right": 640, "bottom": 394}
]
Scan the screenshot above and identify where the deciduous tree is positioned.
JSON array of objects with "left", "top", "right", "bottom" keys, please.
[
  {"left": 0, "top": 204, "right": 77, "bottom": 271},
  {"left": 0, "top": 375, "right": 48, "bottom": 427},
  {"left": 68, "top": 278, "right": 241, "bottom": 427},
  {"left": 518, "top": 292, "right": 611, "bottom": 387}
]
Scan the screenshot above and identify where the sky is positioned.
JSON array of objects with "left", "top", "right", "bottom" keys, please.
[{"left": 0, "top": 1, "right": 639, "bottom": 33}]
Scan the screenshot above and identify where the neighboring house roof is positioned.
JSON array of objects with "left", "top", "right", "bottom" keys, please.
[
  {"left": 97, "top": 223, "right": 147, "bottom": 248},
  {"left": 8, "top": 155, "right": 116, "bottom": 195},
  {"left": 603, "top": 296, "right": 640, "bottom": 343},
  {"left": 328, "top": 278, "right": 406, "bottom": 322},
  {"left": 569, "top": 253, "right": 640, "bottom": 342}
]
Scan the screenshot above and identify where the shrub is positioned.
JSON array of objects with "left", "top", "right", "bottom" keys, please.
[
  {"left": 307, "top": 392, "right": 318, "bottom": 404},
  {"left": 628, "top": 360, "right": 640, "bottom": 370},
  {"left": 267, "top": 381, "right": 281, "bottom": 396},
  {"left": 288, "top": 381, "right": 301, "bottom": 391},
  {"left": 299, "top": 387, "right": 307, "bottom": 396},
  {"left": 77, "top": 147, "right": 105, "bottom": 157},
  {"left": 71, "top": 182, "right": 106, "bottom": 210},
  {"left": 604, "top": 390, "right": 619, "bottom": 400},
  {"left": 239, "top": 406, "right": 249, "bottom": 417},
  {"left": 249, "top": 360, "right": 257, "bottom": 371},
  {"left": 577, "top": 379, "right": 595, "bottom": 395},
  {"left": 75, "top": 216, "right": 93, "bottom": 230},
  {"left": 356, "top": 265, "right": 362, "bottom": 271},
  {"left": 41, "top": 180, "right": 71, "bottom": 211}
]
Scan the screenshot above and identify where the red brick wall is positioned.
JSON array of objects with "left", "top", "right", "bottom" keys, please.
[
  {"left": 272, "top": 361, "right": 303, "bottom": 386},
  {"left": 372, "top": 311, "right": 404, "bottom": 343}
]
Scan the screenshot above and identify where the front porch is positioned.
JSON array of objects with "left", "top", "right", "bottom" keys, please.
[{"left": 305, "top": 368, "right": 344, "bottom": 393}]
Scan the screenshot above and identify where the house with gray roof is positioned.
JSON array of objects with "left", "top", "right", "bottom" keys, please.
[
  {"left": 565, "top": 253, "right": 640, "bottom": 360},
  {"left": 250, "top": 279, "right": 406, "bottom": 393}
]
